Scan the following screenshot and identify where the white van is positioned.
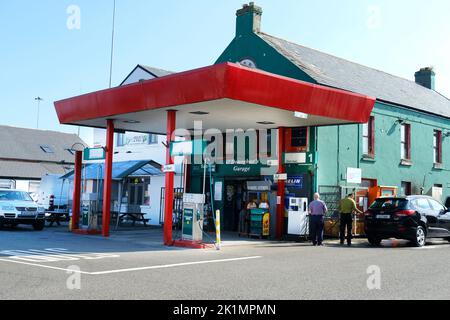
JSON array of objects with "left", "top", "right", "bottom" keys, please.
[{"left": 37, "top": 174, "right": 71, "bottom": 211}]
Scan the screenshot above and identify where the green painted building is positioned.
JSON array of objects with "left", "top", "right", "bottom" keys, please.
[
  {"left": 212, "top": 3, "right": 450, "bottom": 207},
  {"left": 187, "top": 3, "right": 450, "bottom": 234}
]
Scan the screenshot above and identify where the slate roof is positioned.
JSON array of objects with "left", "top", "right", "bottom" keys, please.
[
  {"left": 139, "top": 65, "right": 174, "bottom": 78},
  {"left": 0, "top": 126, "right": 86, "bottom": 179},
  {"left": 258, "top": 32, "right": 450, "bottom": 119}
]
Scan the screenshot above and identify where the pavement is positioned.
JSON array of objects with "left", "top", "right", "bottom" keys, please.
[{"left": 1, "top": 224, "right": 450, "bottom": 300}]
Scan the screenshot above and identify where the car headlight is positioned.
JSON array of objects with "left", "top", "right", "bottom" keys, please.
[{"left": 1, "top": 206, "right": 16, "bottom": 211}]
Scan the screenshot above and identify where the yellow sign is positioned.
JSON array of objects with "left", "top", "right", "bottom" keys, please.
[{"left": 263, "top": 213, "right": 270, "bottom": 236}]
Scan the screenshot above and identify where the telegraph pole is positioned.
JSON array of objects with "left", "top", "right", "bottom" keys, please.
[{"left": 109, "top": 0, "right": 116, "bottom": 88}]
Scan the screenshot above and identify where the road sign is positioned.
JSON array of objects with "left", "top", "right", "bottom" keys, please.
[{"left": 83, "top": 147, "right": 105, "bottom": 161}]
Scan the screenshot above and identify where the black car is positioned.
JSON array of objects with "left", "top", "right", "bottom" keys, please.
[{"left": 365, "top": 195, "right": 450, "bottom": 247}]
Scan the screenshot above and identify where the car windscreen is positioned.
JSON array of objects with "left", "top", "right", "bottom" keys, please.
[
  {"left": 370, "top": 198, "right": 408, "bottom": 210},
  {"left": 0, "top": 191, "right": 33, "bottom": 201}
]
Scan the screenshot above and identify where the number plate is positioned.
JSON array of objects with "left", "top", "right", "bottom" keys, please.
[
  {"left": 376, "top": 214, "right": 390, "bottom": 219},
  {"left": 21, "top": 212, "right": 36, "bottom": 217}
]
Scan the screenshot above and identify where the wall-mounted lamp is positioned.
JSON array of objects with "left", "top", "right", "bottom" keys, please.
[
  {"left": 444, "top": 131, "right": 450, "bottom": 138},
  {"left": 395, "top": 119, "right": 406, "bottom": 125}
]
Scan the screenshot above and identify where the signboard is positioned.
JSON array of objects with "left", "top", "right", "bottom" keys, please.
[
  {"left": 214, "top": 182, "right": 223, "bottom": 201},
  {"left": 262, "top": 213, "right": 270, "bottom": 236},
  {"left": 171, "top": 140, "right": 207, "bottom": 157},
  {"left": 83, "top": 147, "right": 105, "bottom": 161},
  {"left": 183, "top": 193, "right": 205, "bottom": 204},
  {"left": 284, "top": 152, "right": 315, "bottom": 165},
  {"left": 162, "top": 164, "right": 176, "bottom": 173},
  {"left": 182, "top": 208, "right": 193, "bottom": 239},
  {"left": 274, "top": 173, "right": 288, "bottom": 181},
  {"left": 347, "top": 168, "right": 362, "bottom": 184},
  {"left": 286, "top": 176, "right": 304, "bottom": 188}
]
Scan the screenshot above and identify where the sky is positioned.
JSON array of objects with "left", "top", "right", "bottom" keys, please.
[{"left": 1, "top": 0, "right": 449, "bottom": 146}]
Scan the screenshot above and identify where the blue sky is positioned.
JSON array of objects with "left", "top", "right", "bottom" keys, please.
[{"left": 1, "top": 0, "right": 449, "bottom": 145}]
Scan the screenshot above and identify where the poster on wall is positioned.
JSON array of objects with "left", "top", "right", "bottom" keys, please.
[
  {"left": 214, "top": 181, "right": 223, "bottom": 201},
  {"left": 347, "top": 168, "right": 362, "bottom": 184}
]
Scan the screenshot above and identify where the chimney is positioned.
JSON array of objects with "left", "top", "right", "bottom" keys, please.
[
  {"left": 236, "top": 2, "right": 263, "bottom": 36},
  {"left": 415, "top": 67, "right": 435, "bottom": 90}
]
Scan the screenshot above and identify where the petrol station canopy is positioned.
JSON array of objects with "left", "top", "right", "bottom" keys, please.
[{"left": 54, "top": 62, "right": 376, "bottom": 133}]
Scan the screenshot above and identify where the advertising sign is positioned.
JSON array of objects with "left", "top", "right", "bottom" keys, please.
[
  {"left": 262, "top": 213, "right": 270, "bottom": 236},
  {"left": 83, "top": 147, "right": 106, "bottom": 161},
  {"left": 347, "top": 168, "right": 362, "bottom": 184}
]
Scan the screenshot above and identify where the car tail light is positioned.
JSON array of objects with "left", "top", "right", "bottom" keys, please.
[{"left": 395, "top": 210, "right": 415, "bottom": 217}]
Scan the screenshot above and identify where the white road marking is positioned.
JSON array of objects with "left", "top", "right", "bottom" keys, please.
[
  {"left": 0, "top": 248, "right": 120, "bottom": 263},
  {"left": 89, "top": 256, "right": 263, "bottom": 275},
  {"left": 0, "top": 255, "right": 263, "bottom": 276},
  {"left": 0, "top": 257, "right": 90, "bottom": 274}
]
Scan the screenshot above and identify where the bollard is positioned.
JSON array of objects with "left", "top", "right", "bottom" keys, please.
[{"left": 215, "top": 210, "right": 221, "bottom": 250}]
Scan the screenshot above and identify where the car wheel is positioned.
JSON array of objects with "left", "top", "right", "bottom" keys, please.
[
  {"left": 412, "top": 226, "right": 426, "bottom": 247},
  {"left": 368, "top": 236, "right": 382, "bottom": 247},
  {"left": 33, "top": 221, "right": 45, "bottom": 231}
]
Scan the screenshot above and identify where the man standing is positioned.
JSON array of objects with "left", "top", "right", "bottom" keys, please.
[
  {"left": 309, "top": 193, "right": 328, "bottom": 246},
  {"left": 338, "top": 193, "right": 363, "bottom": 246}
]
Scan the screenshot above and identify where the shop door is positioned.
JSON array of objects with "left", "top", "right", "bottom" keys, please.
[
  {"left": 223, "top": 182, "right": 238, "bottom": 232},
  {"left": 128, "top": 178, "right": 148, "bottom": 213}
]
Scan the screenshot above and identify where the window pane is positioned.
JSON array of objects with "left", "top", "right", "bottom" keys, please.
[
  {"left": 401, "top": 143, "right": 405, "bottom": 159},
  {"left": 400, "top": 125, "right": 405, "bottom": 142},
  {"left": 362, "top": 123, "right": 369, "bottom": 137},
  {"left": 363, "top": 138, "right": 369, "bottom": 155}
]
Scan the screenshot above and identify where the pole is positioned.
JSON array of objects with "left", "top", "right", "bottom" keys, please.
[
  {"left": 102, "top": 120, "right": 115, "bottom": 237},
  {"left": 71, "top": 151, "right": 83, "bottom": 230},
  {"left": 109, "top": 0, "right": 116, "bottom": 88},
  {"left": 163, "top": 110, "right": 176, "bottom": 245},
  {"left": 276, "top": 128, "right": 286, "bottom": 239},
  {"left": 35, "top": 97, "right": 43, "bottom": 129},
  {"left": 215, "top": 210, "right": 221, "bottom": 250}
]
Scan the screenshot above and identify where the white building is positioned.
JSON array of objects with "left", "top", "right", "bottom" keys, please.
[{"left": 92, "top": 65, "right": 183, "bottom": 226}]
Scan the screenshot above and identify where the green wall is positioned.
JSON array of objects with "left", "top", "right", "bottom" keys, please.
[
  {"left": 317, "top": 101, "right": 450, "bottom": 198},
  {"left": 212, "top": 10, "right": 450, "bottom": 202}
]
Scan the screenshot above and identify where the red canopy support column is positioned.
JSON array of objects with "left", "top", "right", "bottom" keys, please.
[
  {"left": 71, "top": 151, "right": 83, "bottom": 231},
  {"left": 102, "top": 119, "right": 115, "bottom": 237},
  {"left": 276, "top": 127, "right": 286, "bottom": 239},
  {"left": 164, "top": 110, "right": 176, "bottom": 246}
]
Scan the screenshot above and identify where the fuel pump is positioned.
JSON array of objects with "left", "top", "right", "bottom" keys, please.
[
  {"left": 287, "top": 197, "right": 309, "bottom": 237},
  {"left": 182, "top": 193, "right": 205, "bottom": 241}
]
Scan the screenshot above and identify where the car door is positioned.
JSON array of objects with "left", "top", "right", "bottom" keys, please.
[
  {"left": 412, "top": 198, "right": 438, "bottom": 237},
  {"left": 428, "top": 199, "right": 450, "bottom": 237}
]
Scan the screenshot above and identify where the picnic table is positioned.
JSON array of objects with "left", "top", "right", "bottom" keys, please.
[{"left": 117, "top": 212, "right": 150, "bottom": 226}]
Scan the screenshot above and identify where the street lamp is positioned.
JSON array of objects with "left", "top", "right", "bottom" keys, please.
[{"left": 35, "top": 97, "right": 44, "bottom": 129}]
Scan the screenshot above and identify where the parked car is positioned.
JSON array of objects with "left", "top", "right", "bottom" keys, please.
[
  {"left": 0, "top": 189, "right": 46, "bottom": 231},
  {"left": 365, "top": 195, "right": 450, "bottom": 247}
]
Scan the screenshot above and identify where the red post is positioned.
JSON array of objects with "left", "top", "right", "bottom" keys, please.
[
  {"left": 164, "top": 110, "right": 176, "bottom": 245},
  {"left": 71, "top": 151, "right": 83, "bottom": 230},
  {"left": 276, "top": 127, "right": 286, "bottom": 239},
  {"left": 102, "top": 119, "right": 115, "bottom": 237}
]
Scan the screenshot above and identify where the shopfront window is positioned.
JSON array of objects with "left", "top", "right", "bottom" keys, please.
[{"left": 285, "top": 127, "right": 308, "bottom": 152}]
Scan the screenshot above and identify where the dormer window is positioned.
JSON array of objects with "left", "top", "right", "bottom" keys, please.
[{"left": 40, "top": 145, "right": 54, "bottom": 153}]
